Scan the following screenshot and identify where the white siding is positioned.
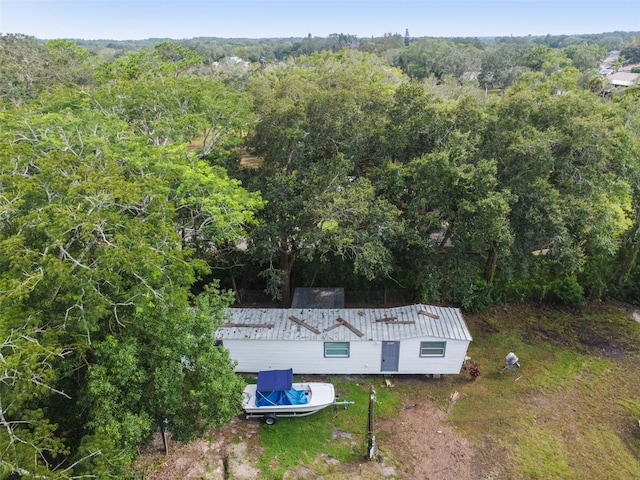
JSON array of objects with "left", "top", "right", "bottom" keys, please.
[
  {"left": 398, "top": 338, "right": 469, "bottom": 374},
  {"left": 223, "top": 337, "right": 469, "bottom": 375}
]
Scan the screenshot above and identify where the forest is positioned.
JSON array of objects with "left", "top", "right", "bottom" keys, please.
[{"left": 1, "top": 30, "right": 640, "bottom": 477}]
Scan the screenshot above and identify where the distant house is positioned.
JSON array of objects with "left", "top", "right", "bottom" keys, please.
[
  {"left": 607, "top": 72, "right": 640, "bottom": 87},
  {"left": 215, "top": 304, "right": 472, "bottom": 375}
]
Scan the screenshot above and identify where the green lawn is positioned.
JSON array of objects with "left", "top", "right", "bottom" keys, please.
[{"left": 251, "top": 301, "right": 640, "bottom": 479}]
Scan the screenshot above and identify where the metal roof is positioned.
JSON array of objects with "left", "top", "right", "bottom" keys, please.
[
  {"left": 216, "top": 304, "right": 472, "bottom": 342},
  {"left": 608, "top": 72, "right": 640, "bottom": 86}
]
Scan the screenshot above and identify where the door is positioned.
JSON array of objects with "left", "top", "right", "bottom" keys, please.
[{"left": 381, "top": 341, "right": 400, "bottom": 372}]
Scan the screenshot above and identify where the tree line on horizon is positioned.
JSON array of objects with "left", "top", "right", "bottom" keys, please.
[{"left": 1, "top": 32, "right": 640, "bottom": 477}]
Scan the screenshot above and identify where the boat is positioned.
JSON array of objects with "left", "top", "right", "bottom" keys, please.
[{"left": 241, "top": 368, "right": 352, "bottom": 424}]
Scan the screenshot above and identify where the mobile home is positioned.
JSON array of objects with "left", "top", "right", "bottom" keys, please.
[{"left": 216, "top": 304, "right": 472, "bottom": 375}]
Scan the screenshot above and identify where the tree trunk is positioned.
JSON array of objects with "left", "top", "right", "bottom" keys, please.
[
  {"left": 617, "top": 224, "right": 640, "bottom": 287},
  {"left": 483, "top": 245, "right": 497, "bottom": 284},
  {"left": 279, "top": 251, "right": 295, "bottom": 307},
  {"left": 230, "top": 275, "right": 241, "bottom": 304}
]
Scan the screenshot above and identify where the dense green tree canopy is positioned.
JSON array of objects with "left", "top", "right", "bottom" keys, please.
[
  {"left": 0, "top": 35, "right": 95, "bottom": 103},
  {"left": 396, "top": 38, "right": 482, "bottom": 80},
  {"left": 481, "top": 73, "right": 636, "bottom": 301},
  {"left": 2, "top": 34, "right": 640, "bottom": 478},
  {"left": 563, "top": 43, "right": 607, "bottom": 71},
  {"left": 0, "top": 80, "right": 259, "bottom": 477},
  {"left": 479, "top": 43, "right": 529, "bottom": 89},
  {"left": 242, "top": 51, "right": 404, "bottom": 304},
  {"left": 620, "top": 38, "right": 640, "bottom": 64}
]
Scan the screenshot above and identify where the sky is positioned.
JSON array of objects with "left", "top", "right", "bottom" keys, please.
[{"left": 1, "top": 0, "right": 639, "bottom": 41}]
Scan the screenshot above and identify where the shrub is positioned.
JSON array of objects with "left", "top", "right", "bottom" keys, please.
[
  {"left": 461, "top": 279, "right": 495, "bottom": 312},
  {"left": 542, "top": 275, "right": 585, "bottom": 306},
  {"left": 468, "top": 361, "right": 482, "bottom": 380}
]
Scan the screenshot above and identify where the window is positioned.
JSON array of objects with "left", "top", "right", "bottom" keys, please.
[
  {"left": 420, "top": 341, "right": 446, "bottom": 357},
  {"left": 324, "top": 342, "right": 350, "bottom": 358}
]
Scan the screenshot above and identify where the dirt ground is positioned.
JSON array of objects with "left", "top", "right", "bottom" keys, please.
[
  {"left": 373, "top": 396, "right": 474, "bottom": 480},
  {"left": 134, "top": 416, "right": 262, "bottom": 479},
  {"left": 133, "top": 389, "right": 476, "bottom": 480},
  {"left": 132, "top": 302, "right": 640, "bottom": 479},
  {"left": 134, "top": 294, "right": 477, "bottom": 479}
]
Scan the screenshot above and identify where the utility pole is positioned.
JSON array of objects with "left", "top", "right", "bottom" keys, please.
[{"left": 367, "top": 385, "right": 376, "bottom": 460}]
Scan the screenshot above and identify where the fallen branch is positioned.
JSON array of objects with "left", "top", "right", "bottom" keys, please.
[{"left": 446, "top": 391, "right": 459, "bottom": 413}]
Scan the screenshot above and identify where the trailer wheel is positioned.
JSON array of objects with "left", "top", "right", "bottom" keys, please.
[{"left": 264, "top": 415, "right": 277, "bottom": 425}]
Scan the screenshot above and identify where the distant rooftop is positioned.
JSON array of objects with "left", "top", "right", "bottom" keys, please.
[{"left": 608, "top": 71, "right": 640, "bottom": 86}]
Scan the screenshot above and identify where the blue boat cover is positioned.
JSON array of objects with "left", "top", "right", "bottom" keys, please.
[
  {"left": 257, "top": 369, "right": 293, "bottom": 391},
  {"left": 255, "top": 369, "right": 309, "bottom": 407}
]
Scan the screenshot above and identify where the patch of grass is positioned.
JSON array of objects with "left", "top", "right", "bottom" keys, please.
[
  {"left": 572, "top": 427, "right": 640, "bottom": 479},
  {"left": 513, "top": 427, "right": 572, "bottom": 479},
  {"left": 473, "top": 302, "right": 640, "bottom": 354},
  {"left": 446, "top": 301, "right": 640, "bottom": 479},
  {"left": 618, "top": 398, "right": 640, "bottom": 419},
  {"left": 253, "top": 301, "right": 640, "bottom": 479},
  {"left": 534, "top": 348, "right": 588, "bottom": 390},
  {"left": 255, "top": 379, "right": 375, "bottom": 479},
  {"left": 256, "top": 411, "right": 332, "bottom": 478},
  {"left": 511, "top": 423, "right": 640, "bottom": 480}
]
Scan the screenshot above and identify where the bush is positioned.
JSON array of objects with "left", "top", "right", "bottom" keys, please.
[
  {"left": 461, "top": 279, "right": 495, "bottom": 312},
  {"left": 542, "top": 275, "right": 585, "bottom": 306},
  {"left": 417, "top": 266, "right": 443, "bottom": 305},
  {"left": 468, "top": 361, "right": 482, "bottom": 380}
]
